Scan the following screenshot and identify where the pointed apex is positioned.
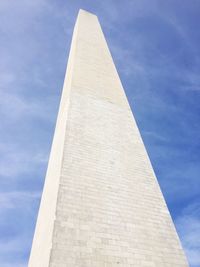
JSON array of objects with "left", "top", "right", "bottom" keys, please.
[{"left": 78, "top": 8, "right": 97, "bottom": 18}]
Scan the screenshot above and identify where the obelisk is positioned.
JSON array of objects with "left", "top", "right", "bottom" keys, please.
[{"left": 29, "top": 9, "right": 188, "bottom": 267}]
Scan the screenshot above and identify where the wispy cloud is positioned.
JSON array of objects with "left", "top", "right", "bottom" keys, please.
[
  {"left": 0, "top": 142, "right": 48, "bottom": 178},
  {"left": 0, "top": 90, "right": 58, "bottom": 122},
  {"left": 0, "top": 190, "right": 40, "bottom": 267},
  {"left": 0, "top": 190, "right": 40, "bottom": 209},
  {"left": 176, "top": 201, "right": 200, "bottom": 266}
]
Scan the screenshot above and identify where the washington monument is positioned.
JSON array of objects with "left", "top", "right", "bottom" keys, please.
[{"left": 29, "top": 9, "right": 188, "bottom": 267}]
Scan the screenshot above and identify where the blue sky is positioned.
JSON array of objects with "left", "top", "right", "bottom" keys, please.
[{"left": 0, "top": 0, "right": 200, "bottom": 266}]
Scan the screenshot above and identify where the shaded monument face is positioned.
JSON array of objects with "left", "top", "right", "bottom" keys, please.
[{"left": 29, "top": 9, "right": 188, "bottom": 267}]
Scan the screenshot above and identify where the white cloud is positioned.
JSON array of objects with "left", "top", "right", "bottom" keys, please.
[
  {"left": 143, "top": 130, "right": 169, "bottom": 142},
  {"left": 0, "top": 190, "right": 40, "bottom": 210},
  {"left": 0, "top": 189, "right": 40, "bottom": 267},
  {"left": 176, "top": 202, "right": 200, "bottom": 267},
  {"left": 0, "top": 72, "right": 16, "bottom": 87},
  {"left": 0, "top": 141, "right": 49, "bottom": 178},
  {"left": 0, "top": 90, "right": 57, "bottom": 122}
]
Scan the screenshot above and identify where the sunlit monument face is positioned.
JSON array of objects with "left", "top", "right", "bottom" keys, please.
[{"left": 29, "top": 9, "right": 188, "bottom": 267}]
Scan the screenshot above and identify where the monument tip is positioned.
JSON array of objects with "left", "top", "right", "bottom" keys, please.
[{"left": 78, "top": 8, "right": 97, "bottom": 17}]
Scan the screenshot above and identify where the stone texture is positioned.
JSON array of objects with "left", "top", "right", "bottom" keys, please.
[{"left": 29, "top": 9, "right": 188, "bottom": 267}]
